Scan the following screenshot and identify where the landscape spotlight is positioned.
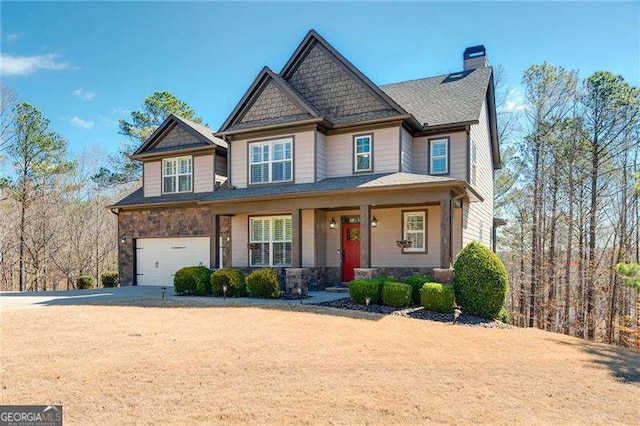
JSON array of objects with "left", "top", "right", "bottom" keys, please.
[
  {"left": 453, "top": 306, "right": 462, "bottom": 324},
  {"left": 222, "top": 284, "right": 228, "bottom": 300},
  {"left": 365, "top": 296, "right": 371, "bottom": 309},
  {"left": 161, "top": 287, "right": 167, "bottom": 299},
  {"left": 297, "top": 287, "right": 303, "bottom": 304}
]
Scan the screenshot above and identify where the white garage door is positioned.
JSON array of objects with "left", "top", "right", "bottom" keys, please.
[{"left": 136, "top": 237, "right": 210, "bottom": 286}]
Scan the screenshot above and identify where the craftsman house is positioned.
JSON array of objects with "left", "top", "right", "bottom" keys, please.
[{"left": 110, "top": 30, "right": 500, "bottom": 288}]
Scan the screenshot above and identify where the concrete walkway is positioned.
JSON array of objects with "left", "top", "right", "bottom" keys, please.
[{"left": 0, "top": 286, "right": 347, "bottom": 311}]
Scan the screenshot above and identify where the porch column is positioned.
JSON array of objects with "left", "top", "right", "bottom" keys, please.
[
  {"left": 291, "top": 208, "right": 302, "bottom": 268},
  {"left": 440, "top": 199, "right": 452, "bottom": 268},
  {"left": 210, "top": 212, "right": 219, "bottom": 269},
  {"left": 360, "top": 204, "right": 371, "bottom": 268}
]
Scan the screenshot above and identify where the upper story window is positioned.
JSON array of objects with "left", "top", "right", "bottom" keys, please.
[
  {"left": 354, "top": 134, "right": 372, "bottom": 172},
  {"left": 249, "top": 138, "right": 293, "bottom": 184},
  {"left": 403, "top": 211, "right": 426, "bottom": 253},
  {"left": 429, "top": 138, "right": 449, "bottom": 175},
  {"left": 162, "top": 156, "right": 192, "bottom": 194}
]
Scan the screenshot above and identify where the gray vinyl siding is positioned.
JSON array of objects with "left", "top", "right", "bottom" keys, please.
[
  {"left": 413, "top": 131, "right": 467, "bottom": 179},
  {"left": 194, "top": 154, "right": 214, "bottom": 193},
  {"left": 400, "top": 127, "right": 414, "bottom": 173},
  {"left": 143, "top": 161, "right": 161, "bottom": 197},
  {"left": 463, "top": 98, "right": 494, "bottom": 247},
  {"left": 316, "top": 131, "right": 327, "bottom": 181}
]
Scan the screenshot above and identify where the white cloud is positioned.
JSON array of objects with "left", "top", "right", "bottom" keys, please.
[
  {"left": 0, "top": 53, "right": 71, "bottom": 76},
  {"left": 111, "top": 107, "right": 132, "bottom": 116},
  {"left": 70, "top": 116, "right": 94, "bottom": 129},
  {"left": 503, "top": 88, "right": 526, "bottom": 112},
  {"left": 7, "top": 34, "right": 19, "bottom": 41},
  {"left": 73, "top": 88, "right": 96, "bottom": 101}
]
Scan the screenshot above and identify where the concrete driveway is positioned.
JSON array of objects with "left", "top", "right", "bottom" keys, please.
[
  {"left": 1, "top": 286, "right": 174, "bottom": 311},
  {"left": 0, "top": 286, "right": 346, "bottom": 311}
]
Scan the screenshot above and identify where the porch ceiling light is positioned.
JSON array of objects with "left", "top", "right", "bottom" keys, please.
[
  {"left": 329, "top": 217, "right": 337, "bottom": 229},
  {"left": 371, "top": 216, "right": 378, "bottom": 228}
]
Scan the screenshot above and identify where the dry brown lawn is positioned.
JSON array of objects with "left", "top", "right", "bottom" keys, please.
[{"left": 1, "top": 303, "right": 639, "bottom": 424}]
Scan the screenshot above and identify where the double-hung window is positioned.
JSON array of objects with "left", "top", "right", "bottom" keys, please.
[
  {"left": 354, "top": 134, "right": 372, "bottom": 172},
  {"left": 249, "top": 216, "right": 292, "bottom": 267},
  {"left": 403, "top": 211, "right": 426, "bottom": 253},
  {"left": 162, "top": 156, "right": 192, "bottom": 194},
  {"left": 249, "top": 138, "right": 293, "bottom": 184},
  {"left": 429, "top": 138, "right": 449, "bottom": 175}
]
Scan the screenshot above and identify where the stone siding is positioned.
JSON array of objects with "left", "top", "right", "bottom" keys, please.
[{"left": 118, "top": 207, "right": 231, "bottom": 286}]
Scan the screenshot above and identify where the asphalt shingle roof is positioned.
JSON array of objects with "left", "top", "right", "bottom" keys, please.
[
  {"left": 112, "top": 173, "right": 460, "bottom": 207},
  {"left": 380, "top": 67, "right": 492, "bottom": 127}
]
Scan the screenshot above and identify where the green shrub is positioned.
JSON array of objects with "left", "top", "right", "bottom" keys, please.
[
  {"left": 453, "top": 241, "right": 509, "bottom": 319},
  {"left": 348, "top": 279, "right": 382, "bottom": 305},
  {"left": 498, "top": 307, "right": 510, "bottom": 324},
  {"left": 404, "top": 275, "right": 433, "bottom": 304},
  {"left": 77, "top": 275, "right": 95, "bottom": 290},
  {"left": 381, "top": 282, "right": 412, "bottom": 308},
  {"left": 174, "top": 266, "right": 212, "bottom": 296},
  {"left": 211, "top": 268, "right": 246, "bottom": 297},
  {"left": 420, "top": 283, "right": 455, "bottom": 313},
  {"left": 101, "top": 271, "right": 119, "bottom": 288},
  {"left": 246, "top": 268, "right": 280, "bottom": 298}
]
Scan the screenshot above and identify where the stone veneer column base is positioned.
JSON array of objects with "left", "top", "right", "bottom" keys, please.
[
  {"left": 433, "top": 268, "right": 455, "bottom": 285},
  {"left": 285, "top": 268, "right": 311, "bottom": 295},
  {"left": 354, "top": 268, "right": 378, "bottom": 280}
]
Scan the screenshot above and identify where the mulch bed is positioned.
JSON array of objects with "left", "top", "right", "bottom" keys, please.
[{"left": 312, "top": 297, "right": 515, "bottom": 329}]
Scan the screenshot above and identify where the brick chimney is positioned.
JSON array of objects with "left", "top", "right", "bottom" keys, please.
[{"left": 463, "top": 45, "right": 488, "bottom": 71}]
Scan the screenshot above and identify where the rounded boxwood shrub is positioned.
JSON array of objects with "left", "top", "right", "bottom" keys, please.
[
  {"left": 453, "top": 241, "right": 509, "bottom": 319},
  {"left": 404, "top": 275, "right": 433, "bottom": 304},
  {"left": 348, "top": 279, "right": 382, "bottom": 305},
  {"left": 211, "top": 268, "right": 246, "bottom": 297},
  {"left": 174, "top": 266, "right": 212, "bottom": 296},
  {"left": 77, "top": 275, "right": 95, "bottom": 290},
  {"left": 420, "top": 283, "right": 455, "bottom": 313},
  {"left": 246, "top": 268, "right": 280, "bottom": 298},
  {"left": 381, "top": 282, "right": 412, "bottom": 308},
  {"left": 101, "top": 271, "right": 120, "bottom": 288}
]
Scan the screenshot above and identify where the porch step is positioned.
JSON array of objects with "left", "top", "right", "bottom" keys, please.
[{"left": 325, "top": 285, "right": 349, "bottom": 293}]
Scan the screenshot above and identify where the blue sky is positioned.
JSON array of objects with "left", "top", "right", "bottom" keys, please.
[{"left": 1, "top": 1, "right": 638, "bottom": 157}]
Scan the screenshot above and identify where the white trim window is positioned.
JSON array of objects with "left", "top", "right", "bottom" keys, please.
[
  {"left": 430, "top": 139, "right": 448, "bottom": 175},
  {"left": 403, "top": 211, "right": 426, "bottom": 252},
  {"left": 354, "top": 135, "right": 372, "bottom": 172},
  {"left": 249, "top": 138, "right": 293, "bottom": 184},
  {"left": 162, "top": 156, "right": 192, "bottom": 194},
  {"left": 250, "top": 216, "right": 292, "bottom": 267}
]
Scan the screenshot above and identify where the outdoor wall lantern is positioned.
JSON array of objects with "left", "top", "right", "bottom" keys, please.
[
  {"left": 329, "top": 217, "right": 337, "bottom": 229},
  {"left": 371, "top": 216, "right": 378, "bottom": 228},
  {"left": 120, "top": 234, "right": 127, "bottom": 244}
]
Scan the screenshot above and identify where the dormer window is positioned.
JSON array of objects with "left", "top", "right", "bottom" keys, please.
[
  {"left": 354, "top": 134, "right": 373, "bottom": 173},
  {"left": 162, "top": 156, "right": 192, "bottom": 194},
  {"left": 429, "top": 138, "right": 449, "bottom": 175},
  {"left": 249, "top": 138, "right": 293, "bottom": 184}
]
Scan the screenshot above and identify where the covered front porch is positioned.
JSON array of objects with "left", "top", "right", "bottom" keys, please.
[{"left": 205, "top": 178, "right": 473, "bottom": 291}]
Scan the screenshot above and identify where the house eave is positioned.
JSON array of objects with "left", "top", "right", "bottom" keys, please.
[{"left": 130, "top": 145, "right": 218, "bottom": 161}]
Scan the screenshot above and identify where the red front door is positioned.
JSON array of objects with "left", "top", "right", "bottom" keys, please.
[{"left": 342, "top": 221, "right": 361, "bottom": 282}]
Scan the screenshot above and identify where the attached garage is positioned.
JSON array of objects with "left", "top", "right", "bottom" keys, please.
[{"left": 135, "top": 237, "right": 210, "bottom": 286}]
